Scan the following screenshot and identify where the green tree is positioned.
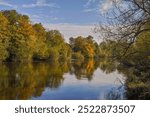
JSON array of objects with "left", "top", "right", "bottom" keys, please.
[
  {"left": 46, "top": 30, "right": 70, "bottom": 61},
  {"left": 33, "top": 23, "right": 49, "bottom": 60}
]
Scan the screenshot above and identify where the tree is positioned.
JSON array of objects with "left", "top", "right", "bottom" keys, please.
[
  {"left": 123, "top": 22, "right": 150, "bottom": 66},
  {"left": 0, "top": 12, "right": 9, "bottom": 61},
  {"left": 46, "top": 30, "right": 64, "bottom": 46},
  {"left": 46, "top": 30, "right": 70, "bottom": 61},
  {"left": 2, "top": 10, "right": 36, "bottom": 62},
  {"left": 96, "top": 0, "right": 150, "bottom": 56},
  {"left": 70, "top": 36, "right": 97, "bottom": 59},
  {"left": 33, "top": 23, "right": 49, "bottom": 60}
]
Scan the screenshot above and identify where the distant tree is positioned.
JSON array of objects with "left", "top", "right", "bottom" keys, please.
[{"left": 69, "top": 36, "right": 97, "bottom": 59}]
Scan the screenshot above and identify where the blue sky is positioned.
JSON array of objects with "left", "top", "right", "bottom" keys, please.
[{"left": 0, "top": 0, "right": 114, "bottom": 42}]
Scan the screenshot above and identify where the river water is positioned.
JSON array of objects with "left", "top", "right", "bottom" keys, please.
[{"left": 0, "top": 60, "right": 126, "bottom": 100}]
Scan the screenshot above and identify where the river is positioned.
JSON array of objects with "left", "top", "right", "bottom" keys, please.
[{"left": 0, "top": 60, "right": 126, "bottom": 100}]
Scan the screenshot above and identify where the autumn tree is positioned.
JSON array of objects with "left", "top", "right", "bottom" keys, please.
[
  {"left": 0, "top": 10, "right": 71, "bottom": 62},
  {"left": 2, "top": 10, "right": 36, "bottom": 62},
  {"left": 0, "top": 12, "right": 9, "bottom": 61},
  {"left": 70, "top": 36, "right": 97, "bottom": 59}
]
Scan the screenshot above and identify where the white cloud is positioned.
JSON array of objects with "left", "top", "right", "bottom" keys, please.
[
  {"left": 101, "top": 0, "right": 121, "bottom": 13},
  {"left": 0, "top": 0, "right": 17, "bottom": 8},
  {"left": 84, "top": 0, "right": 121, "bottom": 14},
  {"left": 101, "top": 0, "right": 113, "bottom": 13},
  {"left": 84, "top": 0, "right": 97, "bottom": 7},
  {"left": 32, "top": 14, "right": 40, "bottom": 18},
  {"left": 83, "top": 0, "right": 100, "bottom": 14},
  {"left": 44, "top": 23, "right": 101, "bottom": 43},
  {"left": 83, "top": 8, "right": 97, "bottom": 13},
  {"left": 50, "top": 17, "right": 59, "bottom": 21},
  {"left": 22, "top": 0, "right": 59, "bottom": 8}
]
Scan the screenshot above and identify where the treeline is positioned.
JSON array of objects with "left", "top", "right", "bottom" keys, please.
[
  {"left": 0, "top": 10, "right": 100, "bottom": 62},
  {"left": 1, "top": 10, "right": 149, "bottom": 65},
  {"left": 0, "top": 10, "right": 71, "bottom": 62}
]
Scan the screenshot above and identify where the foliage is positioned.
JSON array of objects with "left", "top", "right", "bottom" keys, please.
[
  {"left": 0, "top": 10, "right": 71, "bottom": 62},
  {"left": 0, "top": 61, "right": 69, "bottom": 99},
  {"left": 71, "top": 59, "right": 98, "bottom": 81},
  {"left": 46, "top": 30, "right": 71, "bottom": 62},
  {"left": 0, "top": 12, "right": 9, "bottom": 61},
  {"left": 1, "top": 10, "right": 36, "bottom": 62},
  {"left": 33, "top": 23, "right": 49, "bottom": 60},
  {"left": 69, "top": 36, "right": 99, "bottom": 59},
  {"left": 72, "top": 52, "right": 84, "bottom": 61}
]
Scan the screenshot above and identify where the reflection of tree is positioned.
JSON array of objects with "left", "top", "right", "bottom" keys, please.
[
  {"left": 71, "top": 59, "right": 98, "bottom": 81},
  {"left": 0, "top": 63, "right": 36, "bottom": 99},
  {"left": 47, "top": 76, "right": 64, "bottom": 89},
  {"left": 45, "top": 61, "right": 65, "bottom": 89},
  {"left": 118, "top": 64, "right": 150, "bottom": 100},
  {"left": 104, "top": 86, "right": 125, "bottom": 100},
  {"left": 99, "top": 59, "right": 118, "bottom": 74},
  {"left": 0, "top": 61, "right": 70, "bottom": 99},
  {"left": 98, "top": 57, "right": 150, "bottom": 99}
]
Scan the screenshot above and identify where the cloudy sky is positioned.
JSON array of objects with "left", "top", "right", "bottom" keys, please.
[{"left": 0, "top": 0, "right": 114, "bottom": 42}]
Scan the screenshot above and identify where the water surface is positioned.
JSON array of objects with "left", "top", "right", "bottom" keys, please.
[{"left": 0, "top": 60, "right": 125, "bottom": 100}]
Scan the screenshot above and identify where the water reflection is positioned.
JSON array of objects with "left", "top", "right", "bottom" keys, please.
[
  {"left": 98, "top": 58, "right": 150, "bottom": 100},
  {"left": 0, "top": 61, "right": 68, "bottom": 99},
  {"left": 71, "top": 59, "right": 99, "bottom": 81},
  {"left": 99, "top": 59, "right": 118, "bottom": 74},
  {"left": 104, "top": 85, "right": 125, "bottom": 100},
  {"left": 0, "top": 60, "right": 125, "bottom": 100},
  {"left": 117, "top": 64, "right": 150, "bottom": 100}
]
